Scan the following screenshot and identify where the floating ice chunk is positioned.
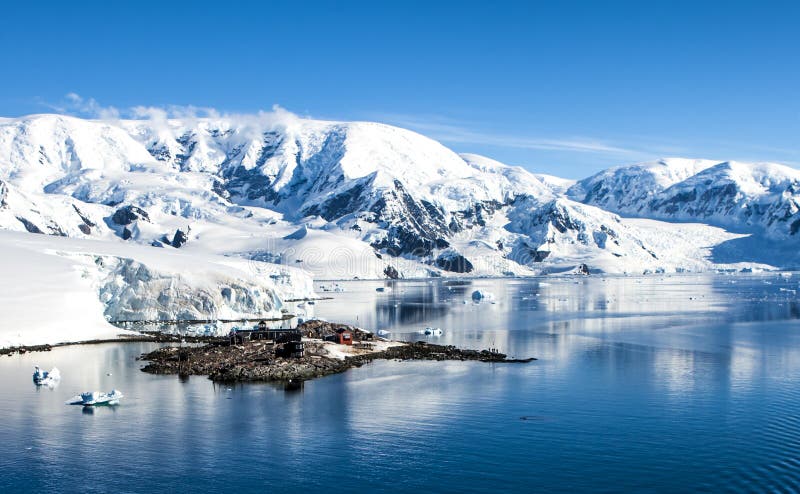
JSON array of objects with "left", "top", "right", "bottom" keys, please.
[
  {"left": 419, "top": 327, "right": 443, "bottom": 336},
  {"left": 471, "top": 290, "right": 494, "bottom": 302},
  {"left": 66, "top": 389, "right": 123, "bottom": 406},
  {"left": 33, "top": 366, "right": 60, "bottom": 387}
]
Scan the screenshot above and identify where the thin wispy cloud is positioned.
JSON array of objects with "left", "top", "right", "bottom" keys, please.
[
  {"left": 40, "top": 93, "right": 122, "bottom": 120},
  {"left": 37, "top": 93, "right": 304, "bottom": 131},
  {"left": 372, "top": 113, "right": 653, "bottom": 159},
  {"left": 41, "top": 93, "right": 225, "bottom": 121}
]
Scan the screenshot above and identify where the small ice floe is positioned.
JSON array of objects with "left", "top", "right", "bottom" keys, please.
[
  {"left": 66, "top": 390, "right": 123, "bottom": 407},
  {"left": 377, "top": 329, "right": 391, "bottom": 337},
  {"left": 419, "top": 327, "right": 443, "bottom": 336},
  {"left": 471, "top": 290, "right": 494, "bottom": 302},
  {"left": 32, "top": 366, "right": 60, "bottom": 387}
]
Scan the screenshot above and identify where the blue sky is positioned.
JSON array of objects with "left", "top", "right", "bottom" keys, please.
[{"left": 0, "top": 0, "right": 798, "bottom": 178}]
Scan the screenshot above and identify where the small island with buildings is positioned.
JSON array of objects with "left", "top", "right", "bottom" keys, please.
[{"left": 140, "top": 319, "right": 536, "bottom": 384}]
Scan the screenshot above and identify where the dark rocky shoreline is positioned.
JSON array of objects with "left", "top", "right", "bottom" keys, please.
[
  {"left": 139, "top": 339, "right": 535, "bottom": 383},
  {"left": 0, "top": 331, "right": 220, "bottom": 357}
]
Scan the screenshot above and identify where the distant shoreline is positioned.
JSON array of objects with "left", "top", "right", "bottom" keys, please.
[{"left": 0, "top": 331, "right": 214, "bottom": 357}]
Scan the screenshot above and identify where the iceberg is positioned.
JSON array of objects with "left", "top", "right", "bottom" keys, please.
[
  {"left": 32, "top": 366, "right": 60, "bottom": 387},
  {"left": 66, "top": 389, "right": 124, "bottom": 406}
]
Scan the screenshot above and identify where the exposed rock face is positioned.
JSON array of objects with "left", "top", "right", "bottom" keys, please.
[
  {"left": 435, "top": 250, "right": 474, "bottom": 273},
  {"left": 449, "top": 200, "right": 504, "bottom": 230},
  {"left": 224, "top": 164, "right": 280, "bottom": 204},
  {"left": 303, "top": 177, "right": 372, "bottom": 221},
  {"left": 14, "top": 214, "right": 65, "bottom": 236},
  {"left": 532, "top": 250, "right": 550, "bottom": 262},
  {"left": 111, "top": 205, "right": 150, "bottom": 225},
  {"left": 369, "top": 180, "right": 452, "bottom": 257},
  {"left": 0, "top": 181, "right": 7, "bottom": 209},
  {"left": 531, "top": 200, "right": 589, "bottom": 235},
  {"left": 16, "top": 216, "right": 43, "bottom": 234},
  {"left": 383, "top": 265, "right": 399, "bottom": 279},
  {"left": 171, "top": 229, "right": 188, "bottom": 248},
  {"left": 72, "top": 205, "right": 95, "bottom": 234}
]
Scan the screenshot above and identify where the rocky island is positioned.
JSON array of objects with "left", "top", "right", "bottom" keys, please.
[{"left": 140, "top": 321, "right": 535, "bottom": 383}]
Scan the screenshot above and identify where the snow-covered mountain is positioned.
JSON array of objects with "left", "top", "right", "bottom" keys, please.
[
  {"left": 570, "top": 158, "right": 800, "bottom": 238},
  {"left": 1, "top": 113, "right": 798, "bottom": 287}
]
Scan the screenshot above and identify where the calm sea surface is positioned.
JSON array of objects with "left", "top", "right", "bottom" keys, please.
[{"left": 2, "top": 274, "right": 800, "bottom": 493}]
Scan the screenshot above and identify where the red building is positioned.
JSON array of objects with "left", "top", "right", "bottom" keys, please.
[{"left": 334, "top": 328, "right": 353, "bottom": 345}]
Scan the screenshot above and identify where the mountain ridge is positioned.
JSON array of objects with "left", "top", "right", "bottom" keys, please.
[{"left": 0, "top": 112, "right": 797, "bottom": 280}]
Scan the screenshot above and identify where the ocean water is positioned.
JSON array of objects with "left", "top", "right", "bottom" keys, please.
[{"left": 2, "top": 274, "right": 800, "bottom": 493}]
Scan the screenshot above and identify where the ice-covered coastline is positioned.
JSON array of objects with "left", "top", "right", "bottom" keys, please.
[{"left": 0, "top": 230, "right": 314, "bottom": 348}]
